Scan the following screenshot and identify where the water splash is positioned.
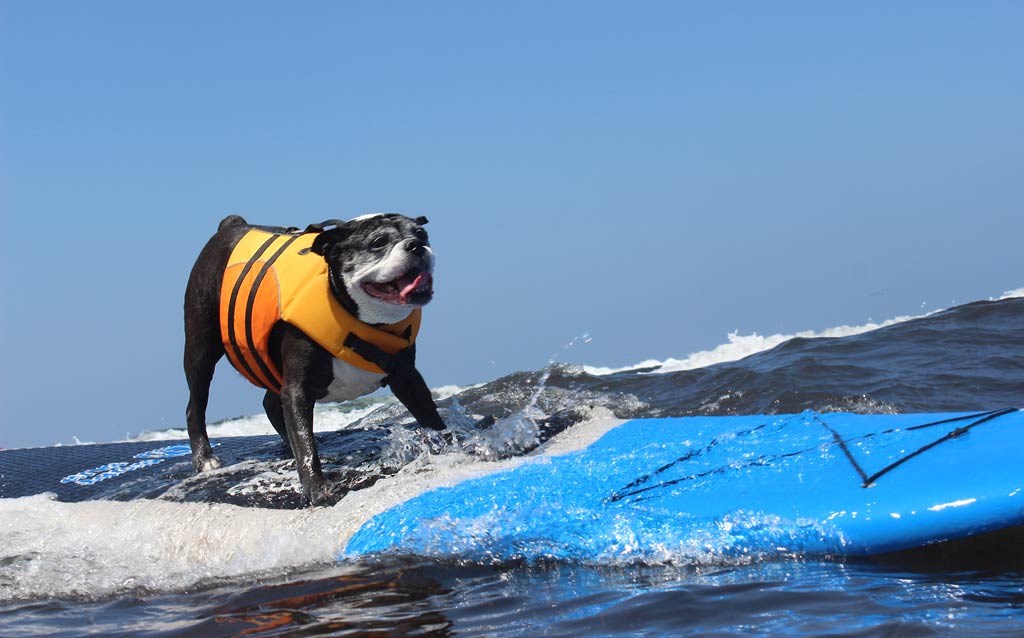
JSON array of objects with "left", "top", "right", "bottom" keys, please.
[{"left": 455, "top": 334, "right": 597, "bottom": 460}]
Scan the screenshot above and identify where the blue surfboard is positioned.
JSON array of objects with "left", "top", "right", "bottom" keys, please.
[{"left": 345, "top": 409, "right": 1024, "bottom": 560}]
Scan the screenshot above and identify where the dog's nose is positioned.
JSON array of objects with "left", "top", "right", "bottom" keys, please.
[{"left": 404, "top": 238, "right": 425, "bottom": 255}]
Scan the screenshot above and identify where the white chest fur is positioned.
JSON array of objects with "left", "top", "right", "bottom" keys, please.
[{"left": 317, "top": 358, "right": 386, "bottom": 403}]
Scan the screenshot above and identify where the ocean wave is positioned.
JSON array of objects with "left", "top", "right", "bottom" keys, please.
[
  {"left": 583, "top": 287, "right": 1024, "bottom": 376},
  {"left": 3, "top": 291, "right": 1021, "bottom": 601},
  {"left": 583, "top": 314, "right": 925, "bottom": 376}
]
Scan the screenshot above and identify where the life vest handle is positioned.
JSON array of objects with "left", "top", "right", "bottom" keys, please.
[{"left": 304, "top": 219, "right": 346, "bottom": 233}]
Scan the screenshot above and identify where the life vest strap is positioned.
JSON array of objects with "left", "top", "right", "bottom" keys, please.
[{"left": 343, "top": 330, "right": 413, "bottom": 375}]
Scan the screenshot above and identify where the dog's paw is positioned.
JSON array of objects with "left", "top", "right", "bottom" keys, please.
[
  {"left": 302, "top": 479, "right": 341, "bottom": 508},
  {"left": 192, "top": 452, "right": 222, "bottom": 473},
  {"left": 474, "top": 415, "right": 496, "bottom": 429}
]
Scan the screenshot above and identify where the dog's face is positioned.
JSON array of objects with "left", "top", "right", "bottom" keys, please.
[{"left": 312, "top": 214, "right": 435, "bottom": 325}]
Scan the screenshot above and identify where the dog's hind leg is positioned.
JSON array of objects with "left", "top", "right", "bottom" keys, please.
[
  {"left": 184, "top": 326, "right": 224, "bottom": 473},
  {"left": 183, "top": 218, "right": 251, "bottom": 475},
  {"left": 262, "top": 390, "right": 292, "bottom": 452},
  {"left": 183, "top": 240, "right": 230, "bottom": 473}
]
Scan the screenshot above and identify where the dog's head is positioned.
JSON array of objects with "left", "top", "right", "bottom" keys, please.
[{"left": 311, "top": 214, "right": 435, "bottom": 325}]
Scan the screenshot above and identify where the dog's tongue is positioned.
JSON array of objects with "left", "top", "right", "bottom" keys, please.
[{"left": 398, "top": 271, "right": 432, "bottom": 303}]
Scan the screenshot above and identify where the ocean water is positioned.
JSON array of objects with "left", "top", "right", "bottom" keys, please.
[{"left": 1, "top": 291, "right": 1022, "bottom": 637}]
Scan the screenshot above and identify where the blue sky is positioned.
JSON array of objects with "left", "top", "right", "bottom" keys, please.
[{"left": 2, "top": 2, "right": 1022, "bottom": 448}]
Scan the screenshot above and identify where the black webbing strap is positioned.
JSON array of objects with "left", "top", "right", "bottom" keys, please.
[
  {"left": 343, "top": 333, "right": 400, "bottom": 374},
  {"left": 343, "top": 326, "right": 415, "bottom": 376}
]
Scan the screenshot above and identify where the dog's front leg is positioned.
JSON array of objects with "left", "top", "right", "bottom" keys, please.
[
  {"left": 385, "top": 345, "right": 446, "bottom": 432},
  {"left": 279, "top": 383, "right": 333, "bottom": 506}
]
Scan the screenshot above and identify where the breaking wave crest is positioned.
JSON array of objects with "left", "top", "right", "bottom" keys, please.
[{"left": 585, "top": 286, "right": 1024, "bottom": 376}]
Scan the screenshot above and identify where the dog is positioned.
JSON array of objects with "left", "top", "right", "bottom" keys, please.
[{"left": 183, "top": 213, "right": 446, "bottom": 505}]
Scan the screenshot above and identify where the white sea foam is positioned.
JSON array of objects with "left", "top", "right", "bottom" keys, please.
[
  {"left": 128, "top": 403, "right": 386, "bottom": 442},
  {"left": 0, "top": 413, "right": 622, "bottom": 601},
  {"left": 999, "top": 287, "right": 1024, "bottom": 300},
  {"left": 583, "top": 309, "right": 944, "bottom": 376},
  {"left": 125, "top": 385, "right": 471, "bottom": 442},
  {"left": 0, "top": 493, "right": 348, "bottom": 599}
]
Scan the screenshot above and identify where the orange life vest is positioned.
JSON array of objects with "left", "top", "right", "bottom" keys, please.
[{"left": 219, "top": 228, "right": 421, "bottom": 392}]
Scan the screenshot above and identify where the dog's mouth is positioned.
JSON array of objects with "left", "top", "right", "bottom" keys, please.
[{"left": 362, "top": 269, "right": 434, "bottom": 306}]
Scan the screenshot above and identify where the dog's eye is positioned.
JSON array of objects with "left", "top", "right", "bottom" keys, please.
[
  {"left": 370, "top": 235, "right": 389, "bottom": 250},
  {"left": 413, "top": 228, "right": 428, "bottom": 242}
]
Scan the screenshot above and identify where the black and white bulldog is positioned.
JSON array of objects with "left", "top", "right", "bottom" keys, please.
[{"left": 183, "top": 213, "right": 446, "bottom": 506}]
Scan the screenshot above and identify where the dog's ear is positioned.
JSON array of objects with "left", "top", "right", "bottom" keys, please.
[
  {"left": 414, "top": 216, "right": 429, "bottom": 226},
  {"left": 311, "top": 228, "right": 346, "bottom": 257}
]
